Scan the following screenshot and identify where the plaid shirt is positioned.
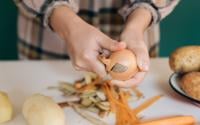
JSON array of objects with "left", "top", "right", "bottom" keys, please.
[{"left": 14, "top": 0, "right": 179, "bottom": 59}]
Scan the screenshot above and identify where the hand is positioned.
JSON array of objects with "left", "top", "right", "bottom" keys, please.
[
  {"left": 111, "top": 30, "right": 150, "bottom": 87},
  {"left": 110, "top": 8, "right": 152, "bottom": 87},
  {"left": 50, "top": 6, "right": 126, "bottom": 78},
  {"left": 65, "top": 22, "right": 126, "bottom": 78}
]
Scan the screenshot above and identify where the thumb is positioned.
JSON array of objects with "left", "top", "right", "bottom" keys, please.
[
  {"left": 133, "top": 47, "right": 150, "bottom": 72},
  {"left": 89, "top": 56, "right": 107, "bottom": 78},
  {"left": 87, "top": 52, "right": 107, "bottom": 78},
  {"left": 99, "top": 37, "right": 126, "bottom": 51}
]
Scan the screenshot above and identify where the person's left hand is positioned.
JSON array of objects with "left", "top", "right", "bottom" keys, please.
[{"left": 110, "top": 28, "right": 150, "bottom": 88}]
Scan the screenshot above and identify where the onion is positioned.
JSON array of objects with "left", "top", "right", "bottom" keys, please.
[
  {"left": 100, "top": 49, "right": 138, "bottom": 81},
  {"left": 22, "top": 94, "right": 65, "bottom": 125},
  {"left": 0, "top": 91, "right": 13, "bottom": 123}
]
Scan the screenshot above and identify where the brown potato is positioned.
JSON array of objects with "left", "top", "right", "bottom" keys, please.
[
  {"left": 181, "top": 72, "right": 200, "bottom": 100},
  {"left": 169, "top": 46, "right": 200, "bottom": 73}
]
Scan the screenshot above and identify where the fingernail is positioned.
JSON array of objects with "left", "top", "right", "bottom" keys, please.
[
  {"left": 74, "top": 66, "right": 81, "bottom": 71},
  {"left": 100, "top": 71, "right": 108, "bottom": 79},
  {"left": 143, "top": 64, "right": 149, "bottom": 71},
  {"left": 103, "top": 74, "right": 111, "bottom": 81},
  {"left": 119, "top": 42, "right": 126, "bottom": 48},
  {"left": 110, "top": 80, "right": 123, "bottom": 85},
  {"left": 139, "top": 62, "right": 149, "bottom": 71}
]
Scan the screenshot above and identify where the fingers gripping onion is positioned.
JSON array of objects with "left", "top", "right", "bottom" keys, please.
[{"left": 100, "top": 49, "right": 138, "bottom": 81}]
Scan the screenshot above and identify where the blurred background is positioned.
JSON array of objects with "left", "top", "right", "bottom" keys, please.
[{"left": 0, "top": 0, "right": 199, "bottom": 60}]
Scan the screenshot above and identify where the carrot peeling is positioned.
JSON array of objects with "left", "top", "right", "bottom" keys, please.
[
  {"left": 56, "top": 75, "right": 197, "bottom": 125},
  {"left": 133, "top": 95, "right": 162, "bottom": 114},
  {"left": 136, "top": 116, "right": 196, "bottom": 125},
  {"left": 102, "top": 82, "right": 139, "bottom": 125}
]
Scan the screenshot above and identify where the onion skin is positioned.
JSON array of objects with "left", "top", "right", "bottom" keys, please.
[{"left": 100, "top": 49, "right": 138, "bottom": 81}]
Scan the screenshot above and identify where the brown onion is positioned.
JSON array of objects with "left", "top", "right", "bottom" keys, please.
[{"left": 100, "top": 49, "right": 138, "bottom": 81}]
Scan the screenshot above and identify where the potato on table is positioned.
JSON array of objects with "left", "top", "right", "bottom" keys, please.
[{"left": 169, "top": 46, "right": 200, "bottom": 73}]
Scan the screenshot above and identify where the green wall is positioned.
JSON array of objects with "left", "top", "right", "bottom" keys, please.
[
  {"left": 0, "top": 0, "right": 17, "bottom": 60},
  {"left": 160, "top": 0, "right": 200, "bottom": 56},
  {"left": 0, "top": 1, "right": 199, "bottom": 60}
]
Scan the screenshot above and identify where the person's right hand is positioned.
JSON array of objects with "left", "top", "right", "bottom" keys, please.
[{"left": 50, "top": 6, "right": 126, "bottom": 78}]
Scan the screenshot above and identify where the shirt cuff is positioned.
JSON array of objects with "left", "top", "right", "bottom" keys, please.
[
  {"left": 43, "top": 1, "right": 79, "bottom": 28},
  {"left": 119, "top": 2, "right": 161, "bottom": 26}
]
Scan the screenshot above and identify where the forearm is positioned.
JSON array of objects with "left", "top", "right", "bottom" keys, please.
[
  {"left": 124, "top": 8, "right": 152, "bottom": 34},
  {"left": 121, "top": 8, "right": 152, "bottom": 42},
  {"left": 50, "top": 6, "right": 82, "bottom": 39}
]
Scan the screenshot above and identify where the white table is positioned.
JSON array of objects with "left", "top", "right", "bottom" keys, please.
[{"left": 0, "top": 58, "right": 199, "bottom": 125}]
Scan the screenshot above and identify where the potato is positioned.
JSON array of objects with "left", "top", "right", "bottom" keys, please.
[
  {"left": 0, "top": 91, "right": 13, "bottom": 123},
  {"left": 169, "top": 46, "right": 200, "bottom": 73},
  {"left": 181, "top": 72, "right": 200, "bottom": 100},
  {"left": 22, "top": 94, "right": 65, "bottom": 125}
]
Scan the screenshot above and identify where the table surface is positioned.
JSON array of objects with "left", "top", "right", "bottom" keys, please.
[{"left": 0, "top": 58, "right": 199, "bottom": 125}]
